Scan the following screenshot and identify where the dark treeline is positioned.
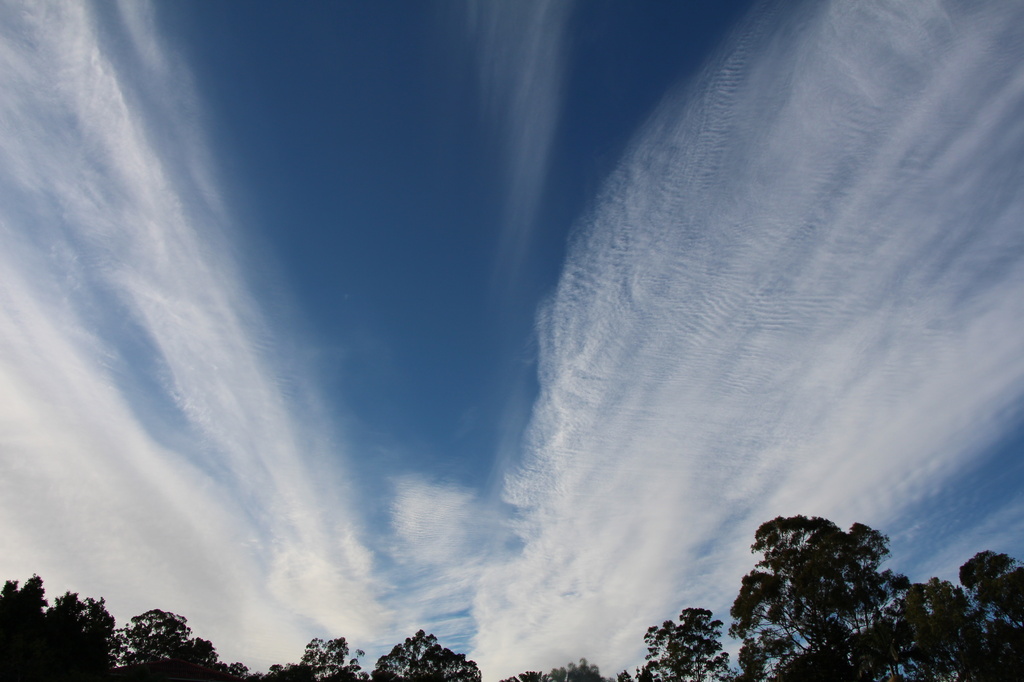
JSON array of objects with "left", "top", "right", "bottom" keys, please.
[
  {"left": 500, "top": 516, "right": 1022, "bottom": 682},
  {"left": 1, "top": 516, "right": 1021, "bottom": 682}
]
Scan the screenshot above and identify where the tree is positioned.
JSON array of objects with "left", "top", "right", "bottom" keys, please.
[
  {"left": 300, "top": 637, "right": 366, "bottom": 681},
  {"left": 259, "top": 637, "right": 366, "bottom": 682},
  {"left": 0, "top": 575, "right": 49, "bottom": 682},
  {"left": 0, "top": 575, "right": 115, "bottom": 682},
  {"left": 905, "top": 576, "right": 978, "bottom": 680},
  {"left": 261, "top": 662, "right": 317, "bottom": 682},
  {"left": 641, "top": 608, "right": 730, "bottom": 681},
  {"left": 220, "top": 661, "right": 252, "bottom": 678},
  {"left": 499, "top": 673, "right": 548, "bottom": 682},
  {"left": 45, "top": 590, "right": 117, "bottom": 674},
  {"left": 729, "top": 516, "right": 910, "bottom": 681},
  {"left": 372, "top": 630, "right": 480, "bottom": 682},
  {"left": 959, "top": 549, "right": 1024, "bottom": 678},
  {"left": 113, "top": 609, "right": 219, "bottom": 668},
  {"left": 548, "top": 659, "right": 607, "bottom": 682},
  {"left": 906, "top": 550, "right": 1024, "bottom": 681}
]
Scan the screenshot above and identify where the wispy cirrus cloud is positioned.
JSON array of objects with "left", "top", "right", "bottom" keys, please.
[
  {"left": 465, "top": 0, "right": 572, "bottom": 288},
  {"left": 0, "top": 0, "right": 383, "bottom": 667},
  {"left": 383, "top": 477, "right": 499, "bottom": 655},
  {"left": 472, "top": 0, "right": 1024, "bottom": 676}
]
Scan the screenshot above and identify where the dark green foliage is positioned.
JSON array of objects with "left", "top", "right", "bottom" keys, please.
[
  {"left": 0, "top": 575, "right": 115, "bottom": 682},
  {"left": 113, "top": 609, "right": 219, "bottom": 667},
  {"left": 261, "top": 662, "right": 317, "bottom": 682},
  {"left": 260, "top": 637, "right": 366, "bottom": 682},
  {"left": 221, "top": 661, "right": 252, "bottom": 678},
  {"left": 499, "top": 673, "right": 547, "bottom": 682},
  {"left": 642, "top": 608, "right": 730, "bottom": 681},
  {"left": 301, "top": 637, "right": 366, "bottom": 681},
  {"left": 905, "top": 576, "right": 977, "bottom": 680},
  {"left": 372, "top": 630, "right": 480, "bottom": 682},
  {"left": 548, "top": 658, "right": 607, "bottom": 682},
  {"left": 960, "top": 549, "right": 1024, "bottom": 678},
  {"left": 635, "top": 667, "right": 655, "bottom": 682},
  {"left": 729, "top": 515, "right": 910, "bottom": 681},
  {"left": 0, "top": 575, "right": 51, "bottom": 682},
  {"left": 502, "top": 659, "right": 612, "bottom": 682},
  {"left": 45, "top": 590, "right": 117, "bottom": 674},
  {"left": 905, "top": 550, "right": 1024, "bottom": 681}
]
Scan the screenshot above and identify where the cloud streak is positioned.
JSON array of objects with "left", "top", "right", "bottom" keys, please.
[
  {"left": 466, "top": 0, "right": 572, "bottom": 288},
  {"left": 383, "top": 477, "right": 499, "bottom": 655},
  {"left": 0, "top": 0, "right": 383, "bottom": 667},
  {"left": 473, "top": 0, "right": 1024, "bottom": 676}
]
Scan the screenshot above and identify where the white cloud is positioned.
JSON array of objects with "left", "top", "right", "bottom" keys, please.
[
  {"left": 472, "top": 0, "right": 1024, "bottom": 677},
  {"left": 382, "top": 477, "right": 500, "bottom": 656},
  {"left": 466, "top": 0, "right": 572, "bottom": 287},
  {"left": 393, "top": 478, "right": 481, "bottom": 567},
  {"left": 0, "top": 0, "right": 383, "bottom": 668}
]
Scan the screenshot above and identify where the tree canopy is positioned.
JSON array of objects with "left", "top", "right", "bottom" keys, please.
[
  {"left": 500, "top": 658, "right": 613, "bottom": 682},
  {"left": 905, "top": 549, "right": 1024, "bottom": 681},
  {"left": 0, "top": 575, "right": 115, "bottom": 682},
  {"left": 258, "top": 637, "right": 366, "bottom": 682},
  {"left": 3, "top": 516, "right": 1021, "bottom": 682},
  {"left": 642, "top": 608, "right": 730, "bottom": 682},
  {"left": 113, "top": 608, "right": 220, "bottom": 668},
  {"left": 729, "top": 515, "right": 910, "bottom": 681},
  {"left": 372, "top": 630, "right": 480, "bottom": 682}
]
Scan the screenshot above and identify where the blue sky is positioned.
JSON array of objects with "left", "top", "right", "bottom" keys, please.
[{"left": 1, "top": 0, "right": 1023, "bottom": 678}]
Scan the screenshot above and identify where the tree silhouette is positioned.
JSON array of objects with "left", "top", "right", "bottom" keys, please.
[
  {"left": 906, "top": 550, "right": 1024, "bottom": 681},
  {"left": 295, "top": 637, "right": 366, "bottom": 681},
  {"left": 113, "top": 609, "right": 219, "bottom": 668},
  {"left": 0, "top": 575, "right": 115, "bottom": 681},
  {"left": 499, "top": 672, "right": 548, "bottom": 682},
  {"left": 549, "top": 659, "right": 607, "bottom": 682},
  {"left": 4, "top": 517, "right": 1021, "bottom": 682},
  {"left": 642, "top": 608, "right": 730, "bottom": 682},
  {"left": 959, "top": 549, "right": 1024, "bottom": 678},
  {"left": 372, "top": 630, "right": 480, "bottom": 682},
  {"left": 729, "top": 516, "right": 910, "bottom": 681}
]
